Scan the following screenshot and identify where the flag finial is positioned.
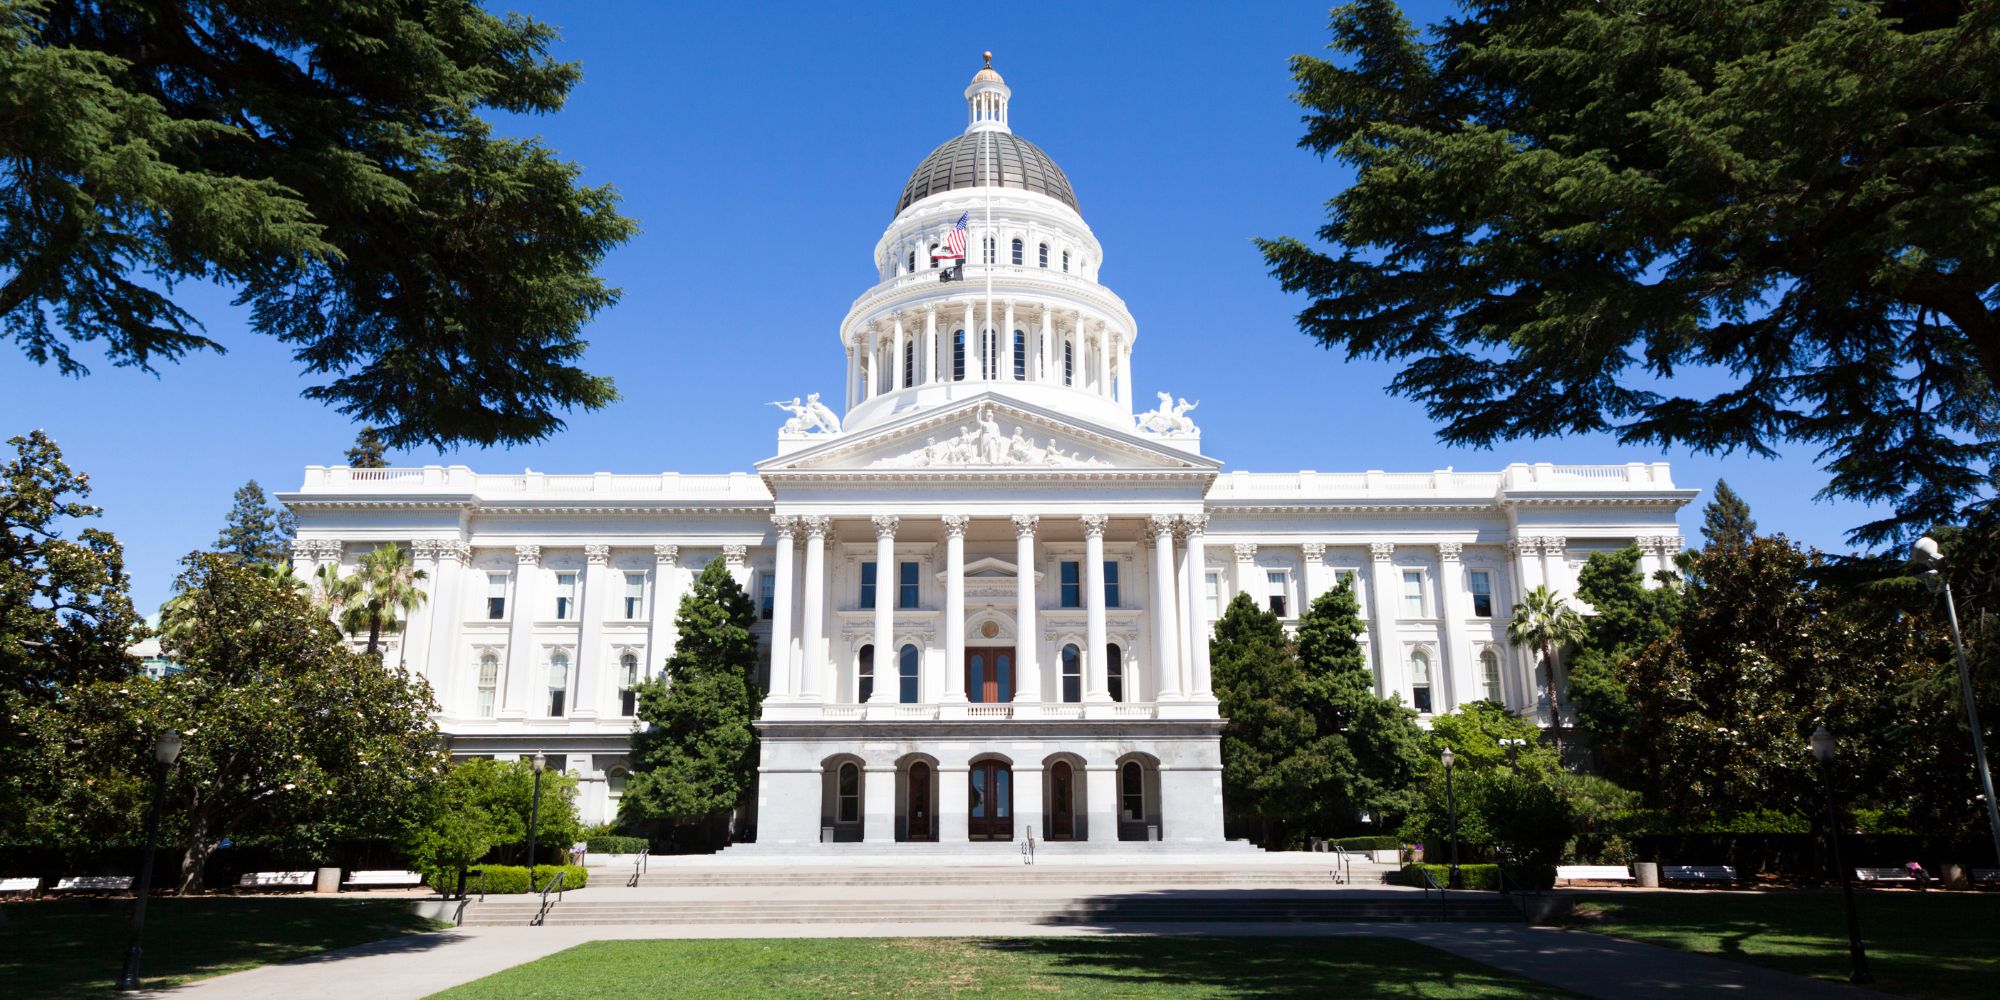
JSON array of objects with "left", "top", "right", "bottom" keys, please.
[{"left": 983, "top": 51, "right": 992, "bottom": 68}]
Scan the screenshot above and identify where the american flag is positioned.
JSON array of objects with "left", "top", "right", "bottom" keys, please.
[{"left": 934, "top": 212, "right": 968, "bottom": 260}]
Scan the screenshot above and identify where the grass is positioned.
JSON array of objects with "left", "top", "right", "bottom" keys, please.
[
  {"left": 428, "top": 936, "right": 1579, "bottom": 999},
  {"left": 1557, "top": 889, "right": 2000, "bottom": 999},
  {"left": 0, "top": 896, "right": 448, "bottom": 998}
]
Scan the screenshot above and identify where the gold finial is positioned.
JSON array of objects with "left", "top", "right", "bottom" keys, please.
[{"left": 983, "top": 51, "right": 993, "bottom": 68}]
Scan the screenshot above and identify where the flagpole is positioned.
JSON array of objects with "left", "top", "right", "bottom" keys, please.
[{"left": 984, "top": 129, "right": 994, "bottom": 382}]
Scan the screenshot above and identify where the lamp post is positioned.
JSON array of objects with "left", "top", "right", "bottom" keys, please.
[
  {"left": 117, "top": 729, "right": 182, "bottom": 992},
  {"left": 1910, "top": 537, "right": 2000, "bottom": 869},
  {"left": 1441, "top": 747, "right": 1460, "bottom": 889},
  {"left": 1812, "top": 725, "right": 1872, "bottom": 986},
  {"left": 526, "top": 753, "right": 545, "bottom": 891},
  {"left": 1498, "top": 738, "right": 1527, "bottom": 767}
]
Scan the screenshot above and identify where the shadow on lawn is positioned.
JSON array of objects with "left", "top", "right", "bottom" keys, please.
[
  {"left": 979, "top": 936, "right": 1554, "bottom": 999},
  {"left": 0, "top": 896, "right": 450, "bottom": 1000}
]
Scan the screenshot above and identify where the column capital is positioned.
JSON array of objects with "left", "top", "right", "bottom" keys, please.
[
  {"left": 1080, "top": 514, "right": 1109, "bottom": 538},
  {"left": 1369, "top": 541, "right": 1395, "bottom": 562},
  {"left": 800, "top": 515, "right": 834, "bottom": 539},
  {"left": 1505, "top": 538, "right": 1530, "bottom": 558},
  {"left": 1143, "top": 513, "right": 1176, "bottom": 541},
  {"left": 723, "top": 545, "right": 748, "bottom": 567},
  {"left": 584, "top": 544, "right": 611, "bottom": 565},
  {"left": 1656, "top": 535, "right": 1682, "bottom": 556},
  {"left": 941, "top": 514, "right": 971, "bottom": 537},
  {"left": 653, "top": 543, "right": 680, "bottom": 565},
  {"left": 305, "top": 539, "right": 343, "bottom": 560},
  {"left": 771, "top": 515, "right": 798, "bottom": 539},
  {"left": 1300, "top": 541, "right": 1327, "bottom": 560},
  {"left": 871, "top": 514, "right": 901, "bottom": 539},
  {"left": 1232, "top": 543, "right": 1257, "bottom": 562},
  {"left": 1437, "top": 541, "right": 1464, "bottom": 561},
  {"left": 1011, "top": 513, "right": 1040, "bottom": 538},
  {"left": 410, "top": 539, "right": 443, "bottom": 560},
  {"left": 445, "top": 541, "right": 472, "bottom": 564},
  {"left": 1540, "top": 536, "right": 1567, "bottom": 556},
  {"left": 1175, "top": 513, "right": 1208, "bottom": 538},
  {"left": 515, "top": 544, "right": 542, "bottom": 566}
]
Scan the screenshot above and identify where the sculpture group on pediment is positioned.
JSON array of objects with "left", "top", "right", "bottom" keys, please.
[
  {"left": 880, "top": 406, "right": 1109, "bottom": 468},
  {"left": 1136, "top": 391, "right": 1199, "bottom": 436},
  {"left": 772, "top": 392, "right": 843, "bottom": 435}
]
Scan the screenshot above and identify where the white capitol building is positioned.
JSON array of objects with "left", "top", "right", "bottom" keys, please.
[{"left": 281, "top": 59, "right": 1694, "bottom": 848}]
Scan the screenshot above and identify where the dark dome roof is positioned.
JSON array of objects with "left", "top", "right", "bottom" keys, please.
[{"left": 896, "top": 131, "right": 1079, "bottom": 216}]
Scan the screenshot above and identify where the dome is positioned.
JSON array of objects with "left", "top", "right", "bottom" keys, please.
[{"left": 895, "top": 130, "right": 1080, "bottom": 217}]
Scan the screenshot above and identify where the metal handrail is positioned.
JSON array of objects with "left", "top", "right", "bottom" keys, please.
[
  {"left": 1416, "top": 865, "right": 1448, "bottom": 921},
  {"left": 1020, "top": 829, "right": 1036, "bottom": 865},
  {"left": 627, "top": 849, "right": 650, "bottom": 888},
  {"left": 530, "top": 869, "right": 567, "bottom": 926},
  {"left": 1328, "top": 846, "right": 1353, "bottom": 885}
]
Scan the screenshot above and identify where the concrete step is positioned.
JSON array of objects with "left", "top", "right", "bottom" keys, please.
[
  {"left": 617, "top": 871, "right": 1392, "bottom": 888},
  {"left": 459, "top": 894, "right": 1519, "bottom": 927}
]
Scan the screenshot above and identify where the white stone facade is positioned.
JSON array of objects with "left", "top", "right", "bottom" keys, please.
[{"left": 279, "top": 60, "right": 1693, "bottom": 841}]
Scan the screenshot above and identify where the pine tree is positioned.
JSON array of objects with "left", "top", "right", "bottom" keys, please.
[
  {"left": 214, "top": 480, "right": 294, "bottom": 565},
  {"left": 1701, "top": 480, "right": 1758, "bottom": 551},
  {"left": 1294, "top": 582, "right": 1425, "bottom": 834},
  {"left": 1567, "top": 546, "right": 1685, "bottom": 782},
  {"left": 346, "top": 428, "right": 388, "bottom": 469},
  {"left": 622, "top": 558, "right": 763, "bottom": 849}
]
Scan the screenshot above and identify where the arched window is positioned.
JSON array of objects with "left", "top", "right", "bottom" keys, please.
[
  {"left": 476, "top": 651, "right": 499, "bottom": 718},
  {"left": 952, "top": 329, "right": 966, "bottom": 381},
  {"left": 982, "top": 235, "right": 995, "bottom": 264},
  {"left": 1038, "top": 242, "right": 1049, "bottom": 267},
  {"left": 1106, "top": 644, "right": 1125, "bottom": 702},
  {"left": 1409, "top": 650, "right": 1433, "bottom": 714},
  {"left": 1063, "top": 340, "right": 1075, "bottom": 386},
  {"left": 1062, "top": 250, "right": 1070, "bottom": 272},
  {"left": 929, "top": 244, "right": 939, "bottom": 268},
  {"left": 1012, "top": 330, "right": 1026, "bottom": 380},
  {"left": 981, "top": 329, "right": 997, "bottom": 379},
  {"left": 907, "top": 250, "right": 915, "bottom": 273},
  {"left": 902, "top": 338, "right": 915, "bottom": 388},
  {"left": 837, "top": 762, "right": 860, "bottom": 823},
  {"left": 547, "top": 650, "right": 569, "bottom": 717},
  {"left": 607, "top": 767, "right": 629, "bottom": 797},
  {"left": 898, "top": 644, "right": 920, "bottom": 703},
  {"left": 857, "top": 644, "right": 874, "bottom": 702},
  {"left": 619, "top": 650, "right": 640, "bottom": 716},
  {"left": 1121, "top": 761, "right": 1143, "bottom": 820},
  {"left": 1061, "top": 644, "right": 1082, "bottom": 703},
  {"left": 1481, "top": 649, "right": 1502, "bottom": 703},
  {"left": 1010, "top": 238, "right": 1023, "bottom": 265}
]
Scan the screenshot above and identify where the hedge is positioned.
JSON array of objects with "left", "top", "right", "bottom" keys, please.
[
  {"left": 427, "top": 864, "right": 589, "bottom": 895},
  {"left": 1330, "top": 836, "right": 1402, "bottom": 852},
  {"left": 1400, "top": 863, "right": 1555, "bottom": 891},
  {"left": 587, "top": 836, "right": 649, "bottom": 854}
]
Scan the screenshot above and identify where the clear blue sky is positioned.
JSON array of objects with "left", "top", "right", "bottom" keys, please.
[{"left": 1, "top": 2, "right": 1876, "bottom": 613}]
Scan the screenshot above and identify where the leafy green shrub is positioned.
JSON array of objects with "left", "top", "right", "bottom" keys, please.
[
  {"left": 1401, "top": 863, "right": 1501, "bottom": 890},
  {"left": 1330, "top": 835, "right": 1401, "bottom": 852},
  {"left": 587, "top": 835, "right": 648, "bottom": 854},
  {"left": 427, "top": 864, "right": 588, "bottom": 895}
]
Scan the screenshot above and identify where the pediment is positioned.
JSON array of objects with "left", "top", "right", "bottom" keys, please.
[{"left": 757, "top": 394, "right": 1222, "bottom": 476}]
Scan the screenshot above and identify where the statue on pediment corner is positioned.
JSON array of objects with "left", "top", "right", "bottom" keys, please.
[{"left": 1137, "top": 391, "right": 1200, "bottom": 436}]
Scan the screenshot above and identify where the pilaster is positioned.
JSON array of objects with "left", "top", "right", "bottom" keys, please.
[
  {"left": 1011, "top": 514, "right": 1041, "bottom": 703},
  {"left": 501, "top": 544, "right": 541, "bottom": 719},
  {"left": 1366, "top": 541, "right": 1402, "bottom": 703},
  {"left": 573, "top": 544, "right": 611, "bottom": 720}
]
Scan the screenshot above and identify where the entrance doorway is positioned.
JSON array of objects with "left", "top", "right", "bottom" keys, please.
[
  {"left": 966, "top": 647, "right": 1014, "bottom": 703},
  {"left": 968, "top": 760, "right": 1013, "bottom": 840},
  {"left": 1049, "top": 760, "right": 1075, "bottom": 840},
  {"left": 907, "top": 762, "right": 932, "bottom": 841}
]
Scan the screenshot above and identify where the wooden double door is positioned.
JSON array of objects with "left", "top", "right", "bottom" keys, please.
[
  {"left": 966, "top": 646, "right": 1013, "bottom": 704},
  {"left": 968, "top": 760, "right": 1013, "bottom": 840}
]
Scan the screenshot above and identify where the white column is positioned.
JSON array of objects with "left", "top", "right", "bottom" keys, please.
[
  {"left": 1300, "top": 542, "right": 1327, "bottom": 609},
  {"left": 1367, "top": 542, "right": 1404, "bottom": 702},
  {"left": 1012, "top": 515, "right": 1041, "bottom": 703},
  {"left": 942, "top": 515, "right": 969, "bottom": 706},
  {"left": 863, "top": 326, "right": 878, "bottom": 398},
  {"left": 1436, "top": 542, "right": 1474, "bottom": 712},
  {"left": 724, "top": 545, "right": 749, "bottom": 591},
  {"left": 645, "top": 545, "right": 680, "bottom": 681},
  {"left": 892, "top": 315, "right": 906, "bottom": 390},
  {"left": 799, "top": 516, "right": 830, "bottom": 703},
  {"left": 925, "top": 307, "right": 939, "bottom": 383},
  {"left": 1539, "top": 536, "right": 1568, "bottom": 596},
  {"left": 1082, "top": 515, "right": 1110, "bottom": 704},
  {"left": 1146, "top": 515, "right": 1182, "bottom": 701},
  {"left": 501, "top": 544, "right": 540, "bottom": 717},
  {"left": 573, "top": 544, "right": 612, "bottom": 719},
  {"left": 868, "top": 515, "right": 897, "bottom": 704},
  {"left": 767, "top": 519, "right": 796, "bottom": 701},
  {"left": 863, "top": 764, "right": 895, "bottom": 843},
  {"left": 1179, "top": 515, "right": 1213, "bottom": 701},
  {"left": 424, "top": 541, "right": 468, "bottom": 697},
  {"left": 1038, "top": 307, "right": 1053, "bottom": 382},
  {"left": 1233, "top": 543, "right": 1258, "bottom": 598},
  {"left": 1005, "top": 299, "right": 1017, "bottom": 380},
  {"left": 402, "top": 540, "right": 442, "bottom": 678}
]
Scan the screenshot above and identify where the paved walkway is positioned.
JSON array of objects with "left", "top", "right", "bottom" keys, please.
[{"left": 144, "top": 919, "right": 1871, "bottom": 1000}]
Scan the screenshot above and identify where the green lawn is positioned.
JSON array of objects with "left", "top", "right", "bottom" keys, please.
[
  {"left": 429, "top": 936, "right": 1578, "bottom": 999},
  {"left": 1558, "top": 889, "right": 2000, "bottom": 999},
  {"left": 0, "top": 897, "right": 448, "bottom": 998}
]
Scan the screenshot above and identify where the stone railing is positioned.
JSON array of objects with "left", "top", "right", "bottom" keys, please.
[
  {"left": 294, "top": 467, "right": 772, "bottom": 503},
  {"left": 1206, "top": 462, "right": 1679, "bottom": 503}
]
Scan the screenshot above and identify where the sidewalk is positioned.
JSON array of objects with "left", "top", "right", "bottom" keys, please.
[{"left": 144, "top": 920, "right": 1871, "bottom": 1000}]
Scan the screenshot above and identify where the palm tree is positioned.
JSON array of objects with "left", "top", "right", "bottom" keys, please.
[
  {"left": 1507, "top": 584, "right": 1588, "bottom": 754},
  {"left": 318, "top": 543, "right": 428, "bottom": 655}
]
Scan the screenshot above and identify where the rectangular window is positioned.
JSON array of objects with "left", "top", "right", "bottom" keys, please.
[
  {"left": 486, "top": 573, "right": 507, "bottom": 620},
  {"left": 547, "top": 652, "right": 569, "bottom": 717},
  {"left": 860, "top": 561, "right": 877, "bottom": 608},
  {"left": 1103, "top": 561, "right": 1121, "bottom": 608},
  {"left": 543, "top": 753, "right": 568, "bottom": 775},
  {"left": 475, "top": 652, "right": 499, "bottom": 718},
  {"left": 1267, "top": 570, "right": 1289, "bottom": 618},
  {"left": 898, "top": 561, "right": 920, "bottom": 609},
  {"left": 1205, "top": 570, "right": 1224, "bottom": 618},
  {"left": 553, "top": 572, "right": 577, "bottom": 620},
  {"left": 1060, "top": 561, "right": 1081, "bottom": 608},
  {"left": 623, "top": 572, "right": 645, "bottom": 619},
  {"left": 758, "top": 573, "right": 775, "bottom": 620},
  {"left": 1402, "top": 570, "right": 1425, "bottom": 618},
  {"left": 1469, "top": 570, "right": 1494, "bottom": 618}
]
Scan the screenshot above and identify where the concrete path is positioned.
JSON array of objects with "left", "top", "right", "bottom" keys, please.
[{"left": 143, "top": 920, "right": 1871, "bottom": 1000}]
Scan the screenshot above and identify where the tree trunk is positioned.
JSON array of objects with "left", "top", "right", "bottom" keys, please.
[
  {"left": 366, "top": 612, "right": 382, "bottom": 654},
  {"left": 177, "top": 812, "right": 213, "bottom": 894},
  {"left": 1541, "top": 643, "right": 1566, "bottom": 756}
]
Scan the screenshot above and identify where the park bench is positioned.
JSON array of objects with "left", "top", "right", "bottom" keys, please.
[
  {"left": 50, "top": 875, "right": 133, "bottom": 894},
  {"left": 1970, "top": 869, "right": 1999, "bottom": 885},
  {"left": 236, "top": 871, "right": 315, "bottom": 891},
  {"left": 1662, "top": 865, "right": 1737, "bottom": 886},
  {"left": 1556, "top": 865, "right": 1634, "bottom": 885},
  {"left": 0, "top": 877, "right": 41, "bottom": 895},
  {"left": 341, "top": 869, "right": 424, "bottom": 891},
  {"left": 1855, "top": 867, "right": 1929, "bottom": 888}
]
